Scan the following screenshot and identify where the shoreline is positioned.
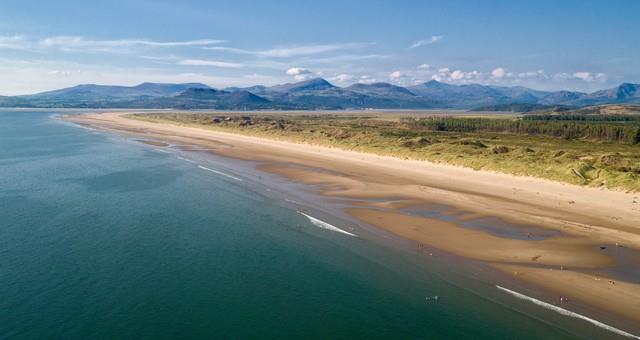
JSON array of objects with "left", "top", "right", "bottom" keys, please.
[{"left": 62, "top": 111, "right": 640, "bottom": 335}]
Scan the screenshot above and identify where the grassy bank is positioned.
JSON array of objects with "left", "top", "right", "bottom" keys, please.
[{"left": 128, "top": 112, "right": 640, "bottom": 192}]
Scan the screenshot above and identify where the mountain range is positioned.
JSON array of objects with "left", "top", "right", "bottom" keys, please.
[{"left": 1, "top": 78, "right": 638, "bottom": 110}]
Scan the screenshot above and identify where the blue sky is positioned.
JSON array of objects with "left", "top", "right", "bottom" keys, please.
[{"left": 0, "top": 0, "right": 638, "bottom": 95}]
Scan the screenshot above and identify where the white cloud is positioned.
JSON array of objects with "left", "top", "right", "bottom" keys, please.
[
  {"left": 140, "top": 55, "right": 179, "bottom": 62},
  {"left": 205, "top": 42, "right": 372, "bottom": 58},
  {"left": 430, "top": 67, "right": 482, "bottom": 83},
  {"left": 467, "top": 71, "right": 482, "bottom": 79},
  {"left": 450, "top": 70, "right": 465, "bottom": 80},
  {"left": 46, "top": 70, "right": 77, "bottom": 77},
  {"left": 263, "top": 43, "right": 369, "bottom": 57},
  {"left": 517, "top": 70, "right": 547, "bottom": 78},
  {"left": 202, "top": 46, "right": 247, "bottom": 54},
  {"left": 39, "top": 36, "right": 225, "bottom": 51},
  {"left": 389, "top": 71, "right": 403, "bottom": 79},
  {"left": 297, "top": 54, "right": 386, "bottom": 64},
  {"left": 573, "top": 72, "right": 592, "bottom": 81},
  {"left": 409, "top": 36, "right": 443, "bottom": 49},
  {"left": 0, "top": 35, "right": 28, "bottom": 49},
  {"left": 332, "top": 73, "right": 354, "bottom": 82},
  {"left": 286, "top": 67, "right": 313, "bottom": 81},
  {"left": 417, "top": 64, "right": 430, "bottom": 70},
  {"left": 0, "top": 35, "right": 226, "bottom": 54},
  {"left": 178, "top": 59, "right": 243, "bottom": 68},
  {"left": 548, "top": 71, "right": 608, "bottom": 86},
  {"left": 491, "top": 67, "right": 506, "bottom": 79},
  {"left": 423, "top": 66, "right": 608, "bottom": 87},
  {"left": 358, "top": 75, "right": 377, "bottom": 84},
  {"left": 388, "top": 70, "right": 416, "bottom": 85},
  {"left": 554, "top": 71, "right": 607, "bottom": 83},
  {"left": 570, "top": 72, "right": 607, "bottom": 82},
  {"left": 553, "top": 73, "right": 572, "bottom": 81},
  {"left": 429, "top": 66, "right": 544, "bottom": 84},
  {"left": 286, "top": 67, "right": 311, "bottom": 76}
]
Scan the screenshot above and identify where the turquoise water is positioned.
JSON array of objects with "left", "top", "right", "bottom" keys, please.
[{"left": 0, "top": 111, "right": 618, "bottom": 339}]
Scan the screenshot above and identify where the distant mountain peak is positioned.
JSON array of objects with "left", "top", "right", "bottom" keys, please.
[
  {"left": 346, "top": 82, "right": 416, "bottom": 97},
  {"left": 133, "top": 82, "right": 211, "bottom": 92},
  {"left": 617, "top": 83, "right": 638, "bottom": 98},
  {"left": 352, "top": 82, "right": 397, "bottom": 88},
  {"left": 175, "top": 88, "right": 270, "bottom": 104},
  {"left": 178, "top": 88, "right": 221, "bottom": 94},
  {"left": 423, "top": 79, "right": 448, "bottom": 87},
  {"left": 226, "top": 90, "right": 270, "bottom": 104},
  {"left": 5, "top": 79, "right": 640, "bottom": 110},
  {"left": 295, "top": 77, "right": 335, "bottom": 89},
  {"left": 267, "top": 77, "right": 336, "bottom": 94},
  {"left": 152, "top": 82, "right": 207, "bottom": 87},
  {"left": 223, "top": 85, "right": 267, "bottom": 94},
  {"left": 583, "top": 82, "right": 639, "bottom": 103}
]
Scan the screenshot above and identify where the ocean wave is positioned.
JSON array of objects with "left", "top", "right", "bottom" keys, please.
[
  {"left": 198, "top": 165, "right": 243, "bottom": 181},
  {"left": 177, "top": 156, "right": 196, "bottom": 164},
  {"left": 297, "top": 211, "right": 357, "bottom": 237},
  {"left": 496, "top": 285, "right": 639, "bottom": 339}
]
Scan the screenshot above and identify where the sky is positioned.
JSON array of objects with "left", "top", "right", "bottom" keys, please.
[{"left": 0, "top": 0, "right": 638, "bottom": 95}]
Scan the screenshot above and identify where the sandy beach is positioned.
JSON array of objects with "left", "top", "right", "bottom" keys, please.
[{"left": 64, "top": 111, "right": 640, "bottom": 333}]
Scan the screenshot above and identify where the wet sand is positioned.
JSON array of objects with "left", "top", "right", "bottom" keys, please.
[
  {"left": 136, "top": 139, "right": 170, "bottom": 147},
  {"left": 63, "top": 112, "right": 640, "bottom": 334}
]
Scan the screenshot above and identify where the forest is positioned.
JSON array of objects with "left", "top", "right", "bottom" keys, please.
[{"left": 401, "top": 117, "right": 640, "bottom": 144}]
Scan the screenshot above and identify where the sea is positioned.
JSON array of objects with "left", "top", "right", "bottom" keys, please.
[{"left": 0, "top": 110, "right": 631, "bottom": 339}]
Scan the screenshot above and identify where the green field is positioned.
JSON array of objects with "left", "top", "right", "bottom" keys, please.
[{"left": 129, "top": 112, "right": 640, "bottom": 192}]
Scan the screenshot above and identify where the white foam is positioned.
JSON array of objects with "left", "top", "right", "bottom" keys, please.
[
  {"left": 496, "top": 285, "right": 639, "bottom": 339},
  {"left": 198, "top": 165, "right": 243, "bottom": 181},
  {"left": 297, "top": 211, "right": 357, "bottom": 237},
  {"left": 153, "top": 148, "right": 171, "bottom": 154},
  {"left": 177, "top": 156, "right": 196, "bottom": 164}
]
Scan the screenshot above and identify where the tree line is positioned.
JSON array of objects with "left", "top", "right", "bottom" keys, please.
[
  {"left": 400, "top": 117, "right": 640, "bottom": 144},
  {"left": 523, "top": 114, "right": 640, "bottom": 122}
]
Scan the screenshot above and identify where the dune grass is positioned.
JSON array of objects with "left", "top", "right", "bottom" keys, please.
[{"left": 128, "top": 112, "right": 640, "bottom": 192}]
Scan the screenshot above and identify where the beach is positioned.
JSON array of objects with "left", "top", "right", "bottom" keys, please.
[{"left": 64, "top": 111, "right": 640, "bottom": 334}]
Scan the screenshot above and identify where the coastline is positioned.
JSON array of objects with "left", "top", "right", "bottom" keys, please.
[{"left": 63, "top": 111, "right": 640, "bottom": 335}]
